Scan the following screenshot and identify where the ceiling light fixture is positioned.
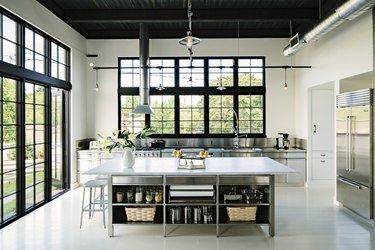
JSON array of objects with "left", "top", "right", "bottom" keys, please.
[
  {"left": 155, "top": 66, "right": 165, "bottom": 91},
  {"left": 282, "top": 66, "right": 288, "bottom": 91},
  {"left": 216, "top": 66, "right": 226, "bottom": 91},
  {"left": 178, "top": 0, "right": 200, "bottom": 52},
  {"left": 94, "top": 68, "right": 99, "bottom": 92}
]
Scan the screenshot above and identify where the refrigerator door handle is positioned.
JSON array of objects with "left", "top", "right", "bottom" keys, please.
[
  {"left": 338, "top": 177, "right": 362, "bottom": 189},
  {"left": 348, "top": 115, "right": 353, "bottom": 172},
  {"left": 345, "top": 116, "right": 350, "bottom": 171}
]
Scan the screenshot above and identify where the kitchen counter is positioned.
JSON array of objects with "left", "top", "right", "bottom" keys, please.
[
  {"left": 84, "top": 157, "right": 295, "bottom": 176},
  {"left": 84, "top": 157, "right": 293, "bottom": 238}
]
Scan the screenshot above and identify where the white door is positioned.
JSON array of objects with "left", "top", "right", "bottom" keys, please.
[
  {"left": 311, "top": 89, "right": 335, "bottom": 151},
  {"left": 310, "top": 89, "right": 335, "bottom": 181}
]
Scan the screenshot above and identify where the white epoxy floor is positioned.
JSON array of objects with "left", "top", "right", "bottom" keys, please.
[{"left": 1, "top": 186, "right": 374, "bottom": 250}]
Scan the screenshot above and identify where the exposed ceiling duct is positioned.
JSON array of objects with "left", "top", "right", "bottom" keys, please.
[
  {"left": 283, "top": 0, "right": 375, "bottom": 56},
  {"left": 134, "top": 23, "right": 154, "bottom": 114}
]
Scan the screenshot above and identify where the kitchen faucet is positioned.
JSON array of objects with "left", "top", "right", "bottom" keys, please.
[{"left": 228, "top": 108, "right": 240, "bottom": 148}]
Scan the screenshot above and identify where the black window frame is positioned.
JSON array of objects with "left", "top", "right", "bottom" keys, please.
[
  {"left": 118, "top": 56, "right": 266, "bottom": 138},
  {"left": 0, "top": 7, "right": 71, "bottom": 229}
]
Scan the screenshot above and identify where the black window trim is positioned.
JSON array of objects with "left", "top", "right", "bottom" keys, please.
[{"left": 118, "top": 56, "right": 266, "bottom": 138}]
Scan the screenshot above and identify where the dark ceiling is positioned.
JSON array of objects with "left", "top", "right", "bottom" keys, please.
[{"left": 36, "top": 0, "right": 346, "bottom": 39}]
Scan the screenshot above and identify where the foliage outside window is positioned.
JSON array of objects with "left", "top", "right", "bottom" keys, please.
[
  {"left": 239, "top": 95, "right": 264, "bottom": 134},
  {"left": 120, "top": 96, "right": 145, "bottom": 133},
  {"left": 208, "top": 59, "right": 234, "bottom": 87},
  {"left": 180, "top": 95, "right": 205, "bottom": 134},
  {"left": 150, "top": 95, "right": 175, "bottom": 134},
  {"left": 209, "top": 95, "right": 234, "bottom": 134}
]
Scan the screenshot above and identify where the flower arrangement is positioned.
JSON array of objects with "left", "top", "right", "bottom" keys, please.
[{"left": 98, "top": 127, "right": 154, "bottom": 153}]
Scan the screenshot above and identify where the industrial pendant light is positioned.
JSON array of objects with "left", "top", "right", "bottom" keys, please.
[
  {"left": 283, "top": 66, "right": 288, "bottom": 90},
  {"left": 94, "top": 68, "right": 99, "bottom": 92},
  {"left": 178, "top": 0, "right": 200, "bottom": 50},
  {"left": 216, "top": 66, "right": 226, "bottom": 91},
  {"left": 155, "top": 67, "right": 165, "bottom": 91}
]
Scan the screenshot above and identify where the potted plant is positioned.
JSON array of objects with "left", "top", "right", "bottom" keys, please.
[{"left": 98, "top": 127, "right": 154, "bottom": 168}]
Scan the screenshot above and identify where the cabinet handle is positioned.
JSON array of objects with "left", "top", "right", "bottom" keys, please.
[
  {"left": 320, "top": 160, "right": 326, "bottom": 163},
  {"left": 313, "top": 125, "right": 317, "bottom": 133},
  {"left": 320, "top": 154, "right": 326, "bottom": 157}
]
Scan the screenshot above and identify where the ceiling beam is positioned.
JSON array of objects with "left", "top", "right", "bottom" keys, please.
[
  {"left": 64, "top": 8, "right": 318, "bottom": 24},
  {"left": 81, "top": 28, "right": 292, "bottom": 39}
]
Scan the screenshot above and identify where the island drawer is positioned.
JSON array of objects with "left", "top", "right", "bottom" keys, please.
[
  {"left": 113, "top": 176, "right": 163, "bottom": 185},
  {"left": 166, "top": 176, "right": 216, "bottom": 185},
  {"left": 219, "top": 176, "right": 269, "bottom": 185}
]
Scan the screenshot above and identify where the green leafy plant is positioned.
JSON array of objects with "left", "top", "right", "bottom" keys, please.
[{"left": 97, "top": 127, "right": 154, "bottom": 153}]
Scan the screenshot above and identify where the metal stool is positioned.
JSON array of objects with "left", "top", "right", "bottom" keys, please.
[{"left": 80, "top": 180, "right": 107, "bottom": 228}]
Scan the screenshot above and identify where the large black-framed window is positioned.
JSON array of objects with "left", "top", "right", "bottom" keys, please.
[
  {"left": 119, "top": 56, "right": 265, "bottom": 138},
  {"left": 0, "top": 7, "right": 71, "bottom": 228}
]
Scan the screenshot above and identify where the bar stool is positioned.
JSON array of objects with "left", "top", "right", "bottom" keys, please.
[{"left": 80, "top": 180, "right": 107, "bottom": 228}]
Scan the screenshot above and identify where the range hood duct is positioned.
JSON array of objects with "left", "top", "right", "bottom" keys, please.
[
  {"left": 134, "top": 23, "right": 154, "bottom": 114},
  {"left": 283, "top": 0, "right": 375, "bottom": 56}
]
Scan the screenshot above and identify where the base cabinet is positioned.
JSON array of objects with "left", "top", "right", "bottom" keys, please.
[{"left": 108, "top": 175, "right": 275, "bottom": 237}]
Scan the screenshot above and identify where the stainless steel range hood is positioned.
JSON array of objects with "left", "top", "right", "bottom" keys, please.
[{"left": 134, "top": 23, "right": 154, "bottom": 114}]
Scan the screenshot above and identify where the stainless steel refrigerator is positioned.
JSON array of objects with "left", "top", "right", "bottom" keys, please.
[{"left": 336, "top": 89, "right": 373, "bottom": 219}]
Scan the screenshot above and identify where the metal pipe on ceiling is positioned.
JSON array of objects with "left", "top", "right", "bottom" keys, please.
[{"left": 283, "top": 0, "right": 375, "bottom": 56}]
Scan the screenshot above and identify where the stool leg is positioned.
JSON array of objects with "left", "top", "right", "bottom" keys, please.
[
  {"left": 89, "top": 187, "right": 93, "bottom": 218},
  {"left": 101, "top": 187, "right": 106, "bottom": 228},
  {"left": 80, "top": 187, "right": 86, "bottom": 228}
]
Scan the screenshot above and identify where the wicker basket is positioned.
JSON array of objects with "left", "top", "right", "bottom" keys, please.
[
  {"left": 125, "top": 207, "right": 156, "bottom": 222},
  {"left": 226, "top": 206, "right": 257, "bottom": 221}
]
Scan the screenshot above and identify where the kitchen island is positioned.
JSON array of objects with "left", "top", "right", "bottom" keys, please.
[{"left": 84, "top": 157, "right": 294, "bottom": 237}]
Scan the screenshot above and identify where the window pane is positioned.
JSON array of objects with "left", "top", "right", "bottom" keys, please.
[
  {"left": 35, "top": 182, "right": 45, "bottom": 203},
  {"left": 25, "top": 125, "right": 34, "bottom": 145},
  {"left": 3, "top": 171, "right": 17, "bottom": 196},
  {"left": 239, "top": 58, "right": 264, "bottom": 87},
  {"left": 2, "top": 40, "right": 17, "bottom": 65},
  {"left": 58, "top": 47, "right": 66, "bottom": 64},
  {"left": 208, "top": 95, "right": 233, "bottom": 134},
  {"left": 25, "top": 28, "right": 34, "bottom": 50},
  {"left": 25, "top": 166, "right": 34, "bottom": 188},
  {"left": 25, "top": 83, "right": 34, "bottom": 103},
  {"left": 25, "top": 186, "right": 34, "bottom": 209},
  {"left": 35, "top": 54, "right": 44, "bottom": 74},
  {"left": 58, "top": 63, "right": 66, "bottom": 80},
  {"left": 35, "top": 163, "right": 45, "bottom": 183},
  {"left": 209, "top": 59, "right": 233, "bottom": 87},
  {"left": 35, "top": 105, "right": 45, "bottom": 124},
  {"left": 180, "top": 95, "right": 204, "bottom": 134},
  {"left": 3, "top": 15, "right": 17, "bottom": 42},
  {"left": 51, "top": 43, "right": 58, "bottom": 61},
  {"left": 180, "top": 59, "right": 204, "bottom": 87},
  {"left": 25, "top": 104, "right": 34, "bottom": 124},
  {"left": 35, "top": 33, "right": 44, "bottom": 54},
  {"left": 3, "top": 126, "right": 17, "bottom": 148},
  {"left": 4, "top": 194, "right": 17, "bottom": 221},
  {"left": 3, "top": 102, "right": 17, "bottom": 124},
  {"left": 3, "top": 78, "right": 17, "bottom": 101},
  {"left": 35, "top": 125, "right": 44, "bottom": 144},
  {"left": 25, "top": 50, "right": 34, "bottom": 70},
  {"left": 35, "top": 144, "right": 45, "bottom": 164},
  {"left": 150, "top": 95, "right": 175, "bottom": 134},
  {"left": 35, "top": 85, "right": 45, "bottom": 105}
]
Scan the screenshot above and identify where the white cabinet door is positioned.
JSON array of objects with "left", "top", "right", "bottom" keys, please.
[
  {"left": 311, "top": 89, "right": 335, "bottom": 180},
  {"left": 312, "top": 158, "right": 335, "bottom": 180},
  {"left": 311, "top": 89, "right": 335, "bottom": 151},
  {"left": 287, "top": 159, "right": 305, "bottom": 184}
]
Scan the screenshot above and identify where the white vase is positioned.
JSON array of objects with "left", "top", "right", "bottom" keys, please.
[{"left": 121, "top": 147, "right": 135, "bottom": 168}]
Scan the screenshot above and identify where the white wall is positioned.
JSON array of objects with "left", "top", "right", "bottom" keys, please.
[
  {"left": 0, "top": 0, "right": 88, "bottom": 185},
  {"left": 294, "top": 10, "right": 373, "bottom": 139},
  {"left": 87, "top": 38, "right": 295, "bottom": 138}
]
